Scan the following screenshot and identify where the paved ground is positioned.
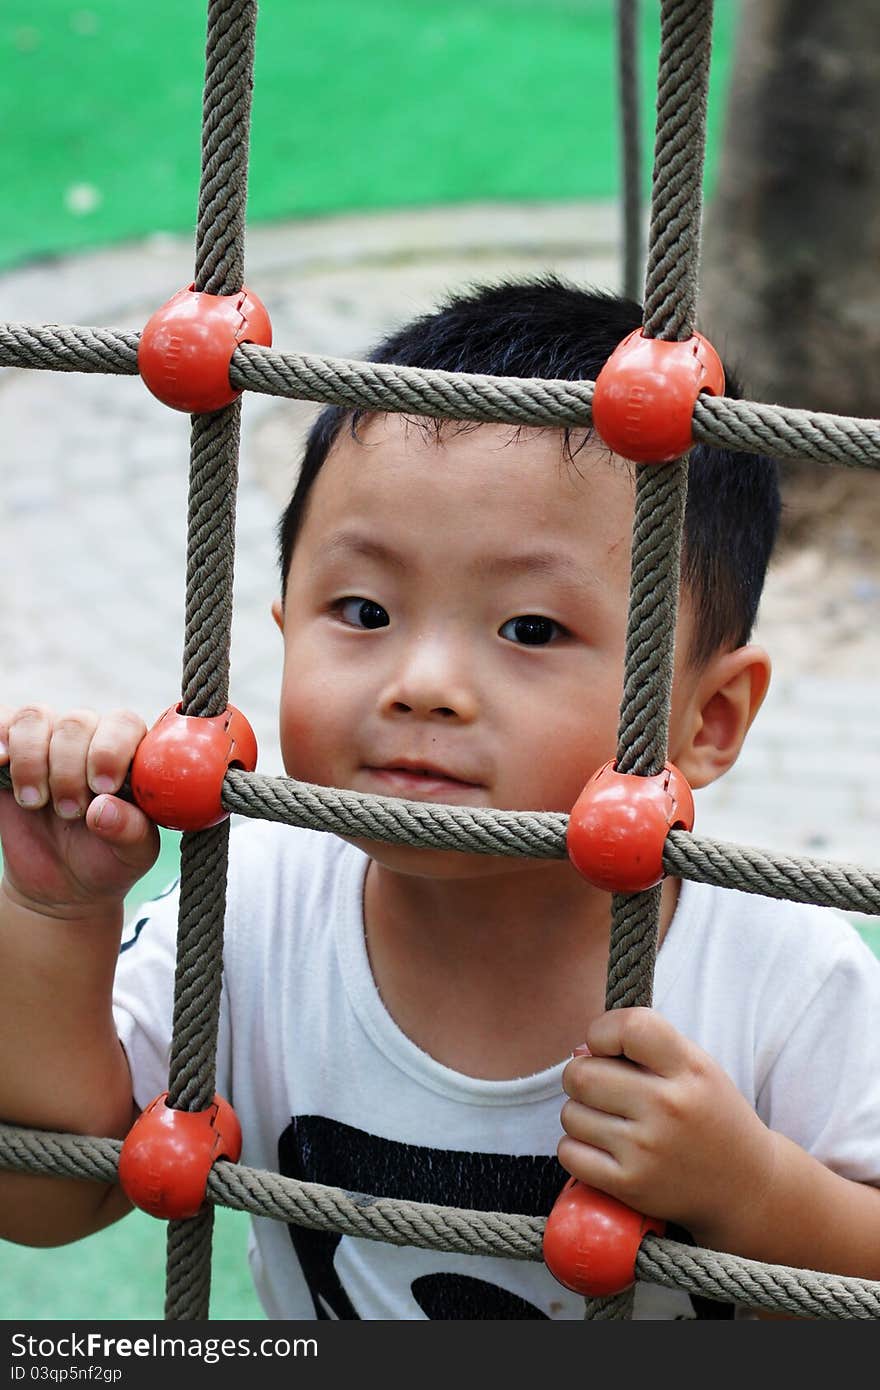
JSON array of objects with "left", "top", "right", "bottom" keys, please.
[{"left": 3, "top": 200, "right": 880, "bottom": 920}]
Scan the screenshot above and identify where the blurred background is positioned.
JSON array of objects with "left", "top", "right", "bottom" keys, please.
[
  {"left": 2, "top": 0, "right": 879, "bottom": 1320},
  {"left": 0, "top": 0, "right": 737, "bottom": 272}
]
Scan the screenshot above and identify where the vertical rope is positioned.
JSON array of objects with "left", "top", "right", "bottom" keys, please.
[
  {"left": 165, "top": 1210, "right": 216, "bottom": 1321},
  {"left": 608, "top": 0, "right": 714, "bottom": 1028},
  {"left": 585, "top": 0, "right": 715, "bottom": 1323},
  {"left": 617, "top": 0, "right": 643, "bottom": 300},
  {"left": 166, "top": 827, "right": 231, "bottom": 1111},
  {"left": 193, "top": 0, "right": 256, "bottom": 298},
  {"left": 163, "top": 0, "right": 258, "bottom": 1323},
  {"left": 180, "top": 405, "right": 240, "bottom": 715},
  {"left": 641, "top": 0, "right": 714, "bottom": 339}
]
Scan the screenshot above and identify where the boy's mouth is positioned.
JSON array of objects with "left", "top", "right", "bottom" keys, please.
[{"left": 364, "top": 761, "right": 484, "bottom": 795}]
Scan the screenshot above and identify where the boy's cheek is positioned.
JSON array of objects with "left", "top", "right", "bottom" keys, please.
[
  {"left": 278, "top": 690, "right": 347, "bottom": 783},
  {"left": 539, "top": 732, "right": 619, "bottom": 813}
]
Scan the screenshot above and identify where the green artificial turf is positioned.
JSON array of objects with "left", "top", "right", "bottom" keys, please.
[
  {"left": 0, "top": 1207, "right": 264, "bottom": 1321},
  {"left": 0, "top": 0, "right": 737, "bottom": 271}
]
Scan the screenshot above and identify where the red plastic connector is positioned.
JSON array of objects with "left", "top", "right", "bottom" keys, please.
[
  {"left": 591, "top": 328, "right": 724, "bottom": 463},
  {"left": 543, "top": 1177, "right": 665, "bottom": 1297},
  {"left": 138, "top": 283, "right": 273, "bottom": 413},
  {"left": 130, "top": 702, "right": 258, "bottom": 833},
  {"left": 566, "top": 759, "right": 694, "bottom": 894},
  {"left": 118, "top": 1091, "right": 242, "bottom": 1221}
]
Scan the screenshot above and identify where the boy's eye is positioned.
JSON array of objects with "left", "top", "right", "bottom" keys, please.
[
  {"left": 499, "top": 614, "right": 564, "bottom": 646},
  {"left": 337, "top": 597, "right": 390, "bottom": 629}
]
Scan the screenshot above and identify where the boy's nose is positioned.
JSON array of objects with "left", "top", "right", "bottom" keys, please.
[{"left": 379, "top": 637, "right": 478, "bottom": 723}]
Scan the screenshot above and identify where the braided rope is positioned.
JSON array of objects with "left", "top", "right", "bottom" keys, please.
[
  {"left": 3, "top": 763, "right": 880, "bottom": 918},
  {"left": 157, "top": 0, "right": 258, "bottom": 1321},
  {"left": 597, "top": 15, "right": 716, "bottom": 1293},
  {"left": 693, "top": 393, "right": 880, "bottom": 470},
  {"left": 641, "top": 0, "right": 713, "bottom": 339},
  {"left": 230, "top": 342, "right": 598, "bottom": 424},
  {"left": 180, "top": 407, "right": 240, "bottom": 719},
  {"left": 6, "top": 321, "right": 880, "bottom": 473},
  {"left": 221, "top": 768, "right": 569, "bottom": 856},
  {"left": 166, "top": 826, "right": 231, "bottom": 1113},
  {"left": 165, "top": 1212, "right": 215, "bottom": 1322},
  {"left": 0, "top": 323, "right": 140, "bottom": 372},
  {"left": 2, "top": 1127, "right": 880, "bottom": 1318},
  {"left": 193, "top": 1, "right": 255, "bottom": 297},
  {"left": 615, "top": 461, "right": 689, "bottom": 780}
]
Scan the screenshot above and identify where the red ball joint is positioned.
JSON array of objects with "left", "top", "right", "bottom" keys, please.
[
  {"left": 566, "top": 759, "right": 694, "bottom": 894},
  {"left": 591, "top": 328, "right": 724, "bottom": 463},
  {"left": 118, "top": 1092, "right": 242, "bottom": 1221},
  {"left": 130, "top": 702, "right": 258, "bottom": 833},
  {"left": 543, "top": 1177, "right": 665, "bottom": 1298},
  {"left": 138, "top": 283, "right": 273, "bottom": 414}
]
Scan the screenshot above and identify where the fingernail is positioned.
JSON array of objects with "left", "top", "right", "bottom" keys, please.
[
  {"left": 18, "top": 786, "right": 41, "bottom": 807},
  {"left": 0, "top": 739, "right": 7, "bottom": 760},
  {"left": 572, "top": 1044, "right": 591, "bottom": 1058},
  {"left": 89, "top": 774, "right": 116, "bottom": 794},
  {"left": 57, "top": 798, "right": 82, "bottom": 820},
  {"left": 94, "top": 796, "right": 119, "bottom": 829}
]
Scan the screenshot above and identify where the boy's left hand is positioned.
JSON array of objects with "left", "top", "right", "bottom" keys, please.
[{"left": 559, "top": 1007, "right": 779, "bottom": 1249}]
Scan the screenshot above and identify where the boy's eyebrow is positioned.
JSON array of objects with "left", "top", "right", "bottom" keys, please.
[
  {"left": 320, "top": 530, "right": 408, "bottom": 572},
  {"left": 478, "top": 551, "right": 599, "bottom": 588},
  {"left": 318, "top": 529, "right": 600, "bottom": 588}
]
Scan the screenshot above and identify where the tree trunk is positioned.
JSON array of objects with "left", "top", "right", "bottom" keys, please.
[{"left": 699, "top": 0, "right": 880, "bottom": 419}]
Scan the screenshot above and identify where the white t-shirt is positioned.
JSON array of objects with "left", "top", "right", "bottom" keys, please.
[{"left": 112, "top": 821, "right": 880, "bottom": 1321}]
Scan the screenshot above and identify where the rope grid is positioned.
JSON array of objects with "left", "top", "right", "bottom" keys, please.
[
  {"left": 3, "top": 0, "right": 879, "bottom": 1322},
  {"left": 6, "top": 328, "right": 880, "bottom": 470},
  {"left": 1, "top": 761, "right": 880, "bottom": 915},
  {"left": 1, "top": 1127, "right": 879, "bottom": 1319}
]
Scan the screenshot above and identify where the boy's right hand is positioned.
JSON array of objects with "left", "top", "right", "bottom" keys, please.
[{"left": 0, "top": 705, "right": 160, "bottom": 921}]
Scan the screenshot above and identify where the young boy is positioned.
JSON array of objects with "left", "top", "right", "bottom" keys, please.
[{"left": 2, "top": 279, "right": 880, "bottom": 1321}]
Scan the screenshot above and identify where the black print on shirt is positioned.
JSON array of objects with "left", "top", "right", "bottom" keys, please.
[
  {"left": 278, "top": 1112, "right": 561, "bottom": 1317},
  {"left": 118, "top": 879, "right": 181, "bottom": 955},
  {"left": 277, "top": 1115, "right": 722, "bottom": 1320},
  {"left": 278, "top": 1114, "right": 565, "bottom": 1319}
]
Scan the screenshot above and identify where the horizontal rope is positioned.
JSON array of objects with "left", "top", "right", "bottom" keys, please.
[
  {"left": 635, "top": 1237, "right": 880, "bottom": 1320},
  {"left": 229, "top": 342, "right": 595, "bottom": 425},
  {"left": 221, "top": 770, "right": 880, "bottom": 916},
  {"left": 0, "top": 322, "right": 140, "bottom": 374},
  {"left": 1, "top": 765, "right": 879, "bottom": 915},
  {"left": 4, "top": 321, "right": 880, "bottom": 469},
  {"left": 0, "top": 1124, "right": 877, "bottom": 1318},
  {"left": 221, "top": 768, "right": 568, "bottom": 857},
  {"left": 693, "top": 394, "right": 880, "bottom": 471},
  {"left": 0, "top": 320, "right": 592, "bottom": 426},
  {"left": 664, "top": 829, "right": 880, "bottom": 915}
]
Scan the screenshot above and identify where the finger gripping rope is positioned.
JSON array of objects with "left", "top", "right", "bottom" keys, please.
[
  {"left": 591, "top": 328, "right": 724, "bottom": 462},
  {"left": 567, "top": 760, "right": 695, "bottom": 894},
  {"left": 118, "top": 1092, "right": 242, "bottom": 1221},
  {"left": 543, "top": 1177, "right": 666, "bottom": 1297},
  {"left": 138, "top": 284, "right": 272, "bottom": 413},
  {"left": 130, "top": 703, "right": 258, "bottom": 832}
]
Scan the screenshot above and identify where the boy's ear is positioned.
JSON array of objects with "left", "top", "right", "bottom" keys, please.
[
  {"left": 271, "top": 597, "right": 284, "bottom": 632},
  {"left": 670, "top": 645, "right": 771, "bottom": 791}
]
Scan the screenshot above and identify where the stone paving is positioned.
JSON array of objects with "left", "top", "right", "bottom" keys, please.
[{"left": 3, "top": 201, "right": 880, "bottom": 912}]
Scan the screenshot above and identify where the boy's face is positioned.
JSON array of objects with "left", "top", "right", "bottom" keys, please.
[{"left": 274, "top": 414, "right": 697, "bottom": 877}]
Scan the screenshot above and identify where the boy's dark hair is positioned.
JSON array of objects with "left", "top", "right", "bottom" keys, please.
[{"left": 277, "top": 276, "right": 780, "bottom": 668}]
